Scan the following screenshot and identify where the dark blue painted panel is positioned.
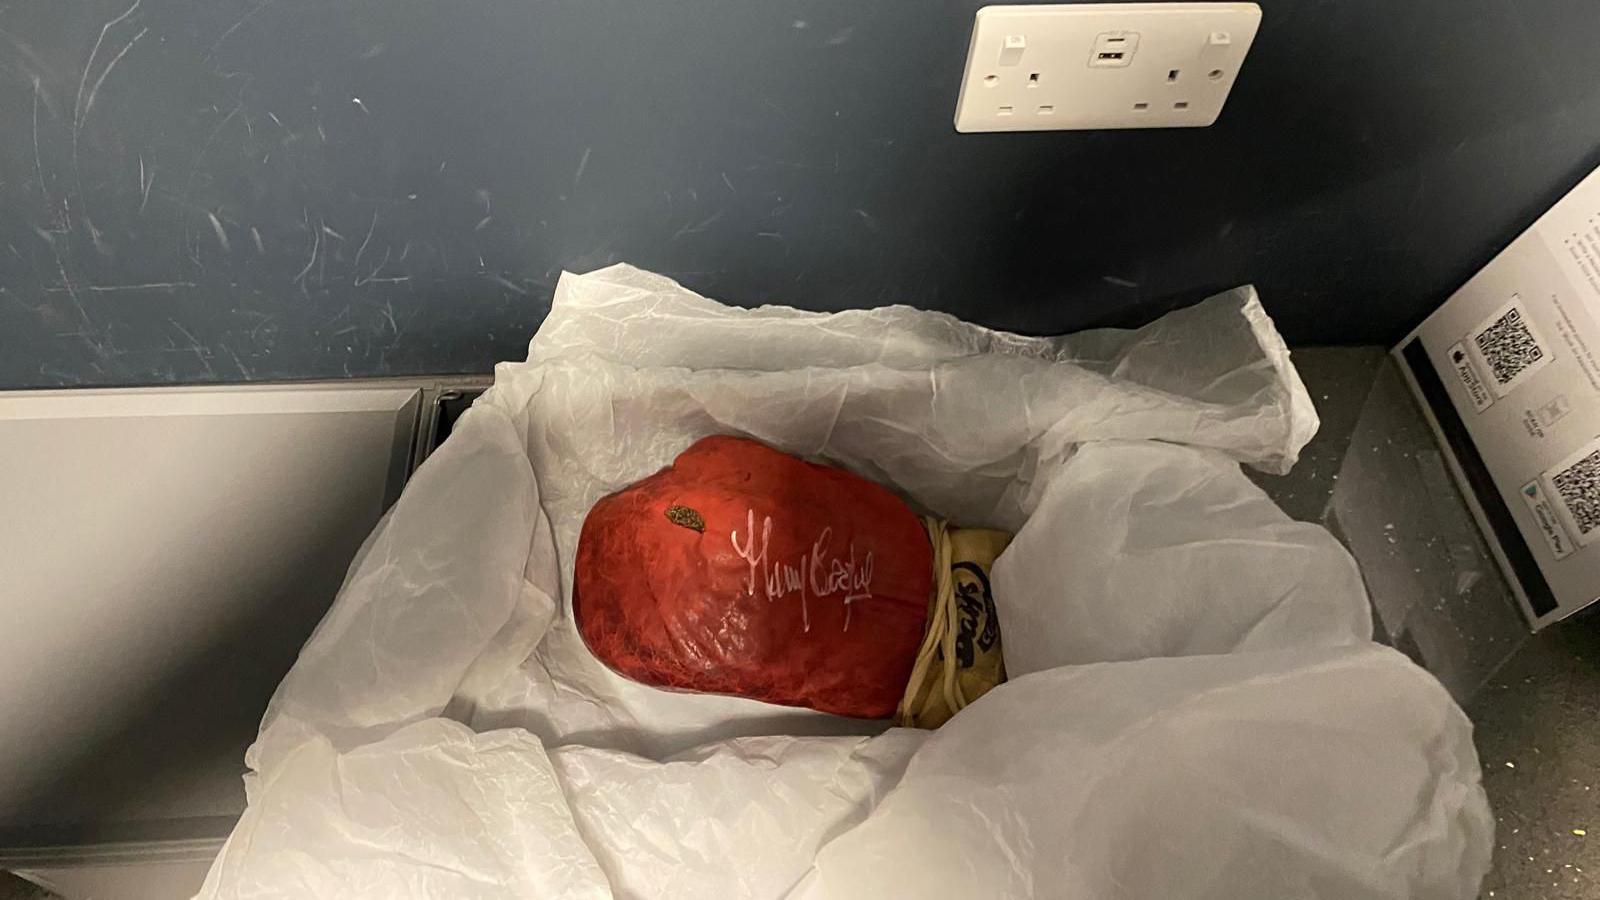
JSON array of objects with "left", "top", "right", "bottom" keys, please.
[{"left": 2, "top": 0, "right": 1598, "bottom": 386}]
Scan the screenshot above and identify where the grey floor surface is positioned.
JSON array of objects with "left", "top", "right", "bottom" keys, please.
[{"left": 1255, "top": 348, "right": 1600, "bottom": 900}]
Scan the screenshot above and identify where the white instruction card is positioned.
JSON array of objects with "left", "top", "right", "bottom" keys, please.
[{"left": 1396, "top": 163, "right": 1600, "bottom": 628}]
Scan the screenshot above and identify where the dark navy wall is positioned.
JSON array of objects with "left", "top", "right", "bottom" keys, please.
[{"left": 3, "top": 0, "right": 1599, "bottom": 387}]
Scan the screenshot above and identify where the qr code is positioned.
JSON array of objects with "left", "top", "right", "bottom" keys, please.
[
  {"left": 1473, "top": 305, "right": 1544, "bottom": 385},
  {"left": 1551, "top": 448, "right": 1600, "bottom": 536}
]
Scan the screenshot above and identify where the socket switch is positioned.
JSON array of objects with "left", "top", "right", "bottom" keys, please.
[{"left": 954, "top": 3, "right": 1262, "bottom": 132}]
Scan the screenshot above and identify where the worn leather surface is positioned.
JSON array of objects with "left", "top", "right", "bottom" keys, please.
[{"left": 575, "top": 435, "right": 931, "bottom": 718}]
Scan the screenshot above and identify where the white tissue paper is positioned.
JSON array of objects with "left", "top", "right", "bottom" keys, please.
[{"left": 197, "top": 264, "right": 1492, "bottom": 900}]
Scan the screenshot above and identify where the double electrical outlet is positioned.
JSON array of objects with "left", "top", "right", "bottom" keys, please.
[{"left": 954, "top": 3, "right": 1262, "bottom": 132}]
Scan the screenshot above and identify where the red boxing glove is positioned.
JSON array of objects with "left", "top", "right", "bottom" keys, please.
[{"left": 574, "top": 435, "right": 933, "bottom": 718}]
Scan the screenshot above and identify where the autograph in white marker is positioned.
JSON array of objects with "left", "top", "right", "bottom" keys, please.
[{"left": 730, "top": 508, "right": 874, "bottom": 632}]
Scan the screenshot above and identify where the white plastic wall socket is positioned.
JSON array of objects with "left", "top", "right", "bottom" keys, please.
[{"left": 954, "top": 3, "right": 1262, "bottom": 132}]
